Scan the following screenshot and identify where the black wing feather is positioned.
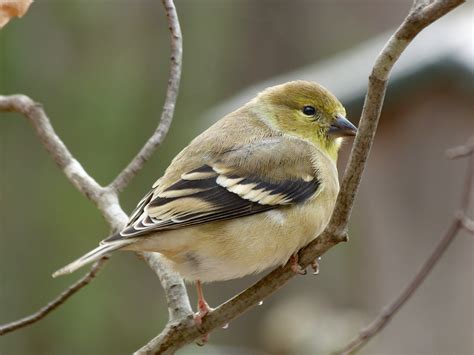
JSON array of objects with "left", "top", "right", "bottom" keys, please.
[{"left": 113, "top": 164, "right": 320, "bottom": 239}]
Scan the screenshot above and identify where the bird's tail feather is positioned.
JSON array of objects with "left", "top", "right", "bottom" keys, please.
[{"left": 52, "top": 239, "right": 132, "bottom": 278}]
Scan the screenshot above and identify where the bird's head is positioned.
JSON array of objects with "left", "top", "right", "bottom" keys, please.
[{"left": 254, "top": 80, "right": 357, "bottom": 160}]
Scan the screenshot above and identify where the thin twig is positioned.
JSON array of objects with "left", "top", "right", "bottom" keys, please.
[
  {"left": 336, "top": 141, "right": 473, "bottom": 355},
  {"left": 0, "top": 257, "right": 108, "bottom": 336},
  {"left": 459, "top": 145, "right": 473, "bottom": 210},
  {"left": 338, "top": 221, "right": 462, "bottom": 355},
  {"left": 446, "top": 135, "right": 474, "bottom": 160},
  {"left": 111, "top": 0, "right": 183, "bottom": 193},
  {"left": 461, "top": 215, "right": 474, "bottom": 234},
  {"left": 135, "top": 0, "right": 465, "bottom": 352},
  {"left": 0, "top": 95, "right": 104, "bottom": 208}
]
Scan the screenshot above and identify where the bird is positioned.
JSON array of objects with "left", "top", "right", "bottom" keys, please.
[{"left": 53, "top": 80, "right": 357, "bottom": 322}]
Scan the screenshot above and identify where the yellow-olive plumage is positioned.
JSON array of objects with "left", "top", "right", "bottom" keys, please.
[{"left": 53, "top": 81, "right": 356, "bottom": 284}]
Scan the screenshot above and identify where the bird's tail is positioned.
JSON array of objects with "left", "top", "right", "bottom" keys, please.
[{"left": 52, "top": 239, "right": 132, "bottom": 278}]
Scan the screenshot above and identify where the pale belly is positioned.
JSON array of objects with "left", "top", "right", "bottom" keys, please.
[{"left": 127, "top": 195, "right": 335, "bottom": 282}]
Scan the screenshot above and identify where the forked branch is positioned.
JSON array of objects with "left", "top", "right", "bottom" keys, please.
[{"left": 0, "top": 0, "right": 191, "bottom": 343}]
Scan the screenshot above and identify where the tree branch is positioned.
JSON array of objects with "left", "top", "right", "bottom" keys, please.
[
  {"left": 336, "top": 140, "right": 473, "bottom": 355},
  {"left": 110, "top": 0, "right": 183, "bottom": 193},
  {"left": 135, "top": 0, "right": 465, "bottom": 352},
  {"left": 0, "top": 257, "right": 108, "bottom": 336},
  {"left": 0, "top": 0, "right": 191, "bottom": 341}
]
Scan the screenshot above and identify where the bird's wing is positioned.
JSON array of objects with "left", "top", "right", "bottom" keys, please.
[{"left": 110, "top": 137, "right": 322, "bottom": 239}]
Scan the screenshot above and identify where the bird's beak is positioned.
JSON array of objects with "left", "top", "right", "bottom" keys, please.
[{"left": 328, "top": 115, "right": 358, "bottom": 137}]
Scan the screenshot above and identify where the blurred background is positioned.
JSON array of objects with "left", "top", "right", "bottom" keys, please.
[{"left": 0, "top": 1, "right": 473, "bottom": 354}]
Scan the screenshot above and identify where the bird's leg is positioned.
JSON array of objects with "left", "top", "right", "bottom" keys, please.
[
  {"left": 194, "top": 280, "right": 213, "bottom": 346},
  {"left": 289, "top": 253, "right": 307, "bottom": 275},
  {"left": 195, "top": 280, "right": 212, "bottom": 324}
]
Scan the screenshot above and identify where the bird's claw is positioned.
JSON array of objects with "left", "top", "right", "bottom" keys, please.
[
  {"left": 289, "top": 254, "right": 307, "bottom": 275},
  {"left": 289, "top": 254, "right": 321, "bottom": 275},
  {"left": 311, "top": 258, "right": 320, "bottom": 275}
]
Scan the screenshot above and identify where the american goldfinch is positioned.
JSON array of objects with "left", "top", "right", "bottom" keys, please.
[{"left": 53, "top": 80, "right": 356, "bottom": 319}]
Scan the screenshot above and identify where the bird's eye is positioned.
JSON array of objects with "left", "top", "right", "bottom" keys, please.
[{"left": 302, "top": 105, "right": 316, "bottom": 116}]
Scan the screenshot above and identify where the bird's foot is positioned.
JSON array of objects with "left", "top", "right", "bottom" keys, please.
[
  {"left": 194, "top": 298, "right": 213, "bottom": 326},
  {"left": 289, "top": 253, "right": 307, "bottom": 275}
]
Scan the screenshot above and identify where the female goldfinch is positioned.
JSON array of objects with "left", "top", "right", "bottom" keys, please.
[{"left": 53, "top": 80, "right": 357, "bottom": 319}]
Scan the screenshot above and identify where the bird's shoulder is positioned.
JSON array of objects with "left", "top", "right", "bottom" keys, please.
[{"left": 155, "top": 106, "right": 280, "bottom": 190}]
